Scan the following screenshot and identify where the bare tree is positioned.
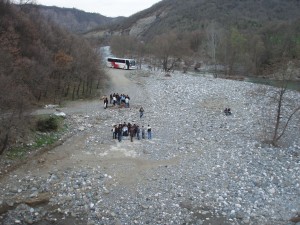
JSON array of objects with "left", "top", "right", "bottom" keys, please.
[
  {"left": 188, "top": 30, "right": 205, "bottom": 53},
  {"left": 17, "top": 0, "right": 36, "bottom": 12},
  {"left": 18, "top": 0, "right": 36, "bottom": 4},
  {"left": 182, "top": 57, "right": 194, "bottom": 73},
  {"left": 0, "top": 0, "right": 106, "bottom": 156},
  {"left": 219, "top": 27, "right": 247, "bottom": 76},
  {"left": 0, "top": 75, "right": 32, "bottom": 155},
  {"left": 270, "top": 62, "right": 300, "bottom": 145},
  {"left": 259, "top": 61, "right": 300, "bottom": 146},
  {"left": 206, "top": 21, "right": 222, "bottom": 77},
  {"left": 149, "top": 32, "right": 188, "bottom": 72},
  {"left": 247, "top": 34, "right": 266, "bottom": 75}
]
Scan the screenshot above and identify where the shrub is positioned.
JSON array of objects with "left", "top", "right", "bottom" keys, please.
[{"left": 36, "top": 116, "right": 61, "bottom": 132}]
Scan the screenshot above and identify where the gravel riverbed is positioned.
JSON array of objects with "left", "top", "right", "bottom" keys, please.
[{"left": 0, "top": 70, "right": 299, "bottom": 225}]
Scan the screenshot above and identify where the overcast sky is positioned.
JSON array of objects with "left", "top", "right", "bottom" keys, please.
[{"left": 36, "top": 0, "right": 162, "bottom": 17}]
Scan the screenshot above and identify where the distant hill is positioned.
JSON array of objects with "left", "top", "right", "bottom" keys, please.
[
  {"left": 85, "top": 0, "right": 300, "bottom": 79},
  {"left": 88, "top": 0, "right": 300, "bottom": 40},
  {"left": 24, "top": 4, "right": 125, "bottom": 34}
]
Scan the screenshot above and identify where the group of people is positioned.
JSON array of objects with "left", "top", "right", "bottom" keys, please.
[
  {"left": 112, "top": 123, "right": 152, "bottom": 142},
  {"left": 103, "top": 92, "right": 152, "bottom": 142},
  {"left": 224, "top": 108, "right": 232, "bottom": 116},
  {"left": 103, "top": 93, "right": 131, "bottom": 109},
  {"left": 110, "top": 93, "right": 130, "bottom": 108}
]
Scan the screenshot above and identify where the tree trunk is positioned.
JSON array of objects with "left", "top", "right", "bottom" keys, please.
[
  {"left": 82, "top": 81, "right": 85, "bottom": 96},
  {"left": 37, "top": 90, "right": 42, "bottom": 102},
  {"left": 96, "top": 78, "right": 100, "bottom": 89},
  {"left": 272, "top": 88, "right": 285, "bottom": 145},
  {"left": 65, "top": 83, "right": 70, "bottom": 97},
  {"left": 89, "top": 80, "right": 93, "bottom": 95},
  {"left": 72, "top": 86, "right": 76, "bottom": 100},
  {"left": 0, "top": 133, "right": 9, "bottom": 155},
  {"left": 76, "top": 79, "right": 81, "bottom": 98}
]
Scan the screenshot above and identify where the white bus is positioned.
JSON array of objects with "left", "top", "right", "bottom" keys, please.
[{"left": 106, "top": 57, "right": 136, "bottom": 70}]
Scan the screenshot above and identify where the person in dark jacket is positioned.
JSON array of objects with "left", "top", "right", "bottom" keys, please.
[
  {"left": 139, "top": 107, "right": 144, "bottom": 118},
  {"left": 104, "top": 97, "right": 108, "bottom": 109},
  {"left": 129, "top": 127, "right": 135, "bottom": 142},
  {"left": 117, "top": 125, "right": 122, "bottom": 142}
]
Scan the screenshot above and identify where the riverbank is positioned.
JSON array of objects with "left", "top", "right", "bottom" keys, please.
[
  {"left": 193, "top": 67, "right": 300, "bottom": 92},
  {"left": 0, "top": 69, "right": 299, "bottom": 225}
]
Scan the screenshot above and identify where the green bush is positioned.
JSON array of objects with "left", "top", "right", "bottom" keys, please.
[{"left": 36, "top": 116, "right": 60, "bottom": 132}]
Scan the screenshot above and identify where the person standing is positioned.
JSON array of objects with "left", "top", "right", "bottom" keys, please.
[
  {"left": 126, "top": 60, "right": 129, "bottom": 70},
  {"left": 129, "top": 127, "right": 135, "bottom": 142},
  {"left": 136, "top": 126, "right": 140, "bottom": 140},
  {"left": 227, "top": 108, "right": 232, "bottom": 115},
  {"left": 122, "top": 124, "right": 128, "bottom": 136},
  {"left": 125, "top": 97, "right": 129, "bottom": 108},
  {"left": 112, "top": 125, "right": 116, "bottom": 139},
  {"left": 139, "top": 107, "right": 144, "bottom": 118},
  {"left": 141, "top": 126, "right": 145, "bottom": 139},
  {"left": 113, "top": 95, "right": 117, "bottom": 106},
  {"left": 147, "top": 125, "right": 152, "bottom": 139},
  {"left": 104, "top": 97, "right": 108, "bottom": 109},
  {"left": 116, "top": 93, "right": 120, "bottom": 105},
  {"left": 115, "top": 125, "right": 119, "bottom": 140},
  {"left": 109, "top": 94, "right": 112, "bottom": 104},
  {"left": 117, "top": 124, "right": 122, "bottom": 142},
  {"left": 120, "top": 95, "right": 125, "bottom": 106}
]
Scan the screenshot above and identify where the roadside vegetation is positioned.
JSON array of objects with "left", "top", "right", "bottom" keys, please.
[
  {"left": 0, "top": 0, "right": 106, "bottom": 155},
  {"left": 6, "top": 115, "right": 66, "bottom": 159}
]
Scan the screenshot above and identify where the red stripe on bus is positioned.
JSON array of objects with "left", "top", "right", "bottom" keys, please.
[{"left": 112, "top": 62, "right": 119, "bottom": 68}]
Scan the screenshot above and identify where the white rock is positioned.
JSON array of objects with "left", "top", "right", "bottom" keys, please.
[
  {"left": 54, "top": 111, "right": 66, "bottom": 117},
  {"left": 268, "top": 188, "right": 276, "bottom": 194},
  {"left": 78, "top": 126, "right": 85, "bottom": 131}
]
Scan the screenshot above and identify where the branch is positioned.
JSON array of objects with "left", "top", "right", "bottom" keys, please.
[{"left": 275, "top": 106, "right": 300, "bottom": 142}]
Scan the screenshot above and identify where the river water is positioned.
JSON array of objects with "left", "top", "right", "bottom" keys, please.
[{"left": 245, "top": 77, "right": 300, "bottom": 92}]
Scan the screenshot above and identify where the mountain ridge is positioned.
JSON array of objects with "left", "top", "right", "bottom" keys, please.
[
  {"left": 87, "top": 0, "right": 300, "bottom": 40},
  {"left": 24, "top": 4, "right": 125, "bottom": 34}
]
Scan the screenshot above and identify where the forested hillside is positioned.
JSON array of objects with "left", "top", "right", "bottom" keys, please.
[
  {"left": 26, "top": 5, "right": 123, "bottom": 34},
  {"left": 104, "top": 0, "right": 300, "bottom": 78},
  {"left": 0, "top": 0, "right": 105, "bottom": 153},
  {"left": 110, "top": 0, "right": 300, "bottom": 39}
]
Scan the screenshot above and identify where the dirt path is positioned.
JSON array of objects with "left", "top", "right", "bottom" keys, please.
[
  {"left": 1, "top": 68, "right": 172, "bottom": 187},
  {"left": 107, "top": 68, "right": 132, "bottom": 88}
]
